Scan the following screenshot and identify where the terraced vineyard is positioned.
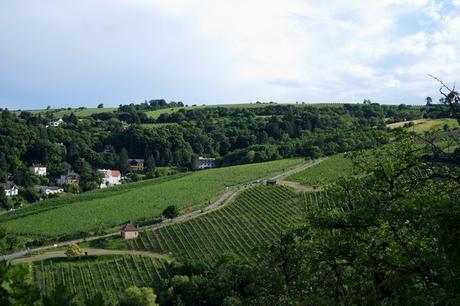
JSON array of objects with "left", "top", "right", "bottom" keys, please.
[
  {"left": 128, "top": 185, "right": 302, "bottom": 262},
  {"left": 33, "top": 255, "right": 169, "bottom": 304},
  {"left": 0, "top": 158, "right": 302, "bottom": 238}
]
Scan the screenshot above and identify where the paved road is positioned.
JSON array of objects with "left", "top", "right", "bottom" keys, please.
[{"left": 1, "top": 161, "right": 317, "bottom": 262}]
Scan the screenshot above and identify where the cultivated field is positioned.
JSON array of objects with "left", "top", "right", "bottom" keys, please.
[
  {"left": 13, "top": 107, "right": 117, "bottom": 117},
  {"left": 128, "top": 185, "right": 302, "bottom": 262},
  {"left": 0, "top": 159, "right": 302, "bottom": 238},
  {"left": 287, "top": 154, "right": 353, "bottom": 187},
  {"left": 34, "top": 255, "right": 169, "bottom": 304},
  {"left": 387, "top": 118, "right": 458, "bottom": 133}
]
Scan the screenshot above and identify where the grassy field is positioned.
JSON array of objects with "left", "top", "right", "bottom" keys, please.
[
  {"left": 128, "top": 185, "right": 302, "bottom": 262},
  {"left": 33, "top": 255, "right": 169, "bottom": 304},
  {"left": 387, "top": 118, "right": 458, "bottom": 133},
  {"left": 287, "top": 155, "right": 353, "bottom": 187},
  {"left": 0, "top": 159, "right": 302, "bottom": 238},
  {"left": 13, "top": 107, "right": 117, "bottom": 117}
]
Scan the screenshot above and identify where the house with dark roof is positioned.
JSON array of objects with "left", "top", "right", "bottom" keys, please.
[
  {"left": 120, "top": 223, "right": 139, "bottom": 239},
  {"left": 57, "top": 171, "right": 80, "bottom": 185},
  {"left": 128, "top": 159, "right": 145, "bottom": 171},
  {"left": 2, "top": 181, "right": 18, "bottom": 196}
]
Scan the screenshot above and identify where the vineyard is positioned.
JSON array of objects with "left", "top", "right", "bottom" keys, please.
[
  {"left": 0, "top": 158, "right": 302, "bottom": 238},
  {"left": 128, "top": 185, "right": 303, "bottom": 262},
  {"left": 33, "top": 255, "right": 169, "bottom": 304},
  {"left": 287, "top": 154, "right": 353, "bottom": 187}
]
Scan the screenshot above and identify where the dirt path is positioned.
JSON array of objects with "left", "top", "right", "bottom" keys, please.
[
  {"left": 274, "top": 158, "right": 327, "bottom": 192},
  {"left": 2, "top": 161, "right": 314, "bottom": 262},
  {"left": 12, "top": 248, "right": 170, "bottom": 264},
  {"left": 278, "top": 180, "right": 319, "bottom": 192}
]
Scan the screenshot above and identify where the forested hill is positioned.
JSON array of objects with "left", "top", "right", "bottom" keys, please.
[{"left": 0, "top": 102, "right": 450, "bottom": 210}]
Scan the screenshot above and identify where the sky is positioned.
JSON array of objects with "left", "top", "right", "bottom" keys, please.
[{"left": 0, "top": 0, "right": 459, "bottom": 109}]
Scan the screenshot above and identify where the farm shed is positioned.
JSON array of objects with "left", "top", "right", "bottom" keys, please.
[{"left": 120, "top": 224, "right": 139, "bottom": 240}]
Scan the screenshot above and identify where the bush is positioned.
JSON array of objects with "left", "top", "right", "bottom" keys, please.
[{"left": 162, "top": 205, "right": 179, "bottom": 219}]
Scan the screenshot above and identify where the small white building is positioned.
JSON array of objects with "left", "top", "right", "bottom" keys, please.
[
  {"left": 98, "top": 169, "right": 122, "bottom": 189},
  {"left": 40, "top": 186, "right": 64, "bottom": 195},
  {"left": 120, "top": 224, "right": 139, "bottom": 240},
  {"left": 57, "top": 171, "right": 80, "bottom": 185},
  {"left": 46, "top": 118, "right": 64, "bottom": 128},
  {"left": 2, "top": 182, "right": 18, "bottom": 197},
  {"left": 198, "top": 157, "right": 216, "bottom": 169},
  {"left": 30, "top": 165, "right": 47, "bottom": 176}
]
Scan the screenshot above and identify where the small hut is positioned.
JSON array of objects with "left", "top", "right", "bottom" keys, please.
[
  {"left": 266, "top": 179, "right": 277, "bottom": 186},
  {"left": 120, "top": 224, "right": 139, "bottom": 240}
]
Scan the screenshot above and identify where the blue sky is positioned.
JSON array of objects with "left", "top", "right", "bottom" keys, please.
[{"left": 0, "top": 0, "right": 459, "bottom": 109}]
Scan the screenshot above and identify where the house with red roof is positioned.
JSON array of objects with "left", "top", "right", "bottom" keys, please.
[{"left": 98, "top": 169, "right": 122, "bottom": 189}]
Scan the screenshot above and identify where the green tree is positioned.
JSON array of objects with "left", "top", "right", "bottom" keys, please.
[
  {"left": 0, "top": 186, "right": 9, "bottom": 210},
  {"left": 65, "top": 244, "right": 82, "bottom": 258},
  {"left": 162, "top": 205, "right": 179, "bottom": 219},
  {"left": 190, "top": 154, "right": 200, "bottom": 171},
  {"left": 118, "top": 286, "right": 158, "bottom": 306},
  {"left": 145, "top": 155, "right": 156, "bottom": 178},
  {"left": 119, "top": 147, "right": 130, "bottom": 174},
  {"left": 42, "top": 284, "right": 77, "bottom": 306},
  {"left": 97, "top": 103, "right": 104, "bottom": 109}
]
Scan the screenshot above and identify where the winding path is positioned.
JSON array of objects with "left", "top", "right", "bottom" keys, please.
[{"left": 1, "top": 159, "right": 325, "bottom": 262}]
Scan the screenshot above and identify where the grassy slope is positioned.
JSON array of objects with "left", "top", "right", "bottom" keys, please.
[
  {"left": 387, "top": 118, "right": 458, "bottom": 133},
  {"left": 13, "top": 108, "right": 117, "bottom": 117},
  {"left": 33, "top": 255, "right": 169, "bottom": 304},
  {"left": 287, "top": 154, "right": 353, "bottom": 186},
  {"left": 128, "top": 185, "right": 302, "bottom": 262},
  {"left": 0, "top": 159, "right": 302, "bottom": 237}
]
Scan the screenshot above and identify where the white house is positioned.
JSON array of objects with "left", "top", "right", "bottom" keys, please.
[
  {"left": 40, "top": 186, "right": 64, "bottom": 195},
  {"left": 2, "top": 182, "right": 18, "bottom": 197},
  {"left": 57, "top": 171, "right": 80, "bottom": 185},
  {"left": 46, "top": 118, "right": 64, "bottom": 128},
  {"left": 29, "top": 165, "right": 47, "bottom": 176},
  {"left": 198, "top": 157, "right": 216, "bottom": 169},
  {"left": 98, "top": 169, "right": 122, "bottom": 189}
]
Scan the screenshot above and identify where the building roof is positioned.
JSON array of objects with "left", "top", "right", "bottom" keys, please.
[
  {"left": 111, "top": 170, "right": 121, "bottom": 177},
  {"left": 40, "top": 186, "right": 63, "bottom": 191},
  {"left": 199, "top": 156, "right": 216, "bottom": 160},
  {"left": 121, "top": 223, "right": 138, "bottom": 232},
  {"left": 30, "top": 164, "right": 45, "bottom": 168},
  {"left": 128, "top": 159, "right": 145, "bottom": 164},
  {"left": 2, "top": 181, "right": 18, "bottom": 190}
]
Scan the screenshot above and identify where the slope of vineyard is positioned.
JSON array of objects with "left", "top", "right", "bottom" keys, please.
[
  {"left": 128, "top": 185, "right": 302, "bottom": 262},
  {"left": 0, "top": 158, "right": 302, "bottom": 238},
  {"left": 33, "top": 255, "right": 169, "bottom": 304},
  {"left": 287, "top": 154, "right": 353, "bottom": 187}
]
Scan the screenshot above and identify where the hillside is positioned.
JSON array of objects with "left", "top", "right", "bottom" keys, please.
[
  {"left": 128, "top": 185, "right": 302, "bottom": 262},
  {"left": 34, "top": 255, "right": 169, "bottom": 304},
  {"left": 0, "top": 159, "right": 302, "bottom": 239}
]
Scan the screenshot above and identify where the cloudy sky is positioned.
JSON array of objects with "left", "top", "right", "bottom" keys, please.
[{"left": 0, "top": 0, "right": 459, "bottom": 109}]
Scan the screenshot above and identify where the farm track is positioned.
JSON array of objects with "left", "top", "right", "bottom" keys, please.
[
  {"left": 12, "top": 248, "right": 170, "bottom": 264},
  {"left": 2, "top": 159, "right": 324, "bottom": 262}
]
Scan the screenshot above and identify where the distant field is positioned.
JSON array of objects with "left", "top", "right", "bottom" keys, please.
[
  {"left": 387, "top": 118, "right": 458, "bottom": 133},
  {"left": 0, "top": 159, "right": 302, "bottom": 238},
  {"left": 287, "top": 155, "right": 353, "bottom": 187},
  {"left": 129, "top": 185, "right": 302, "bottom": 262},
  {"left": 13, "top": 107, "right": 116, "bottom": 117},
  {"left": 34, "top": 255, "right": 169, "bottom": 304}
]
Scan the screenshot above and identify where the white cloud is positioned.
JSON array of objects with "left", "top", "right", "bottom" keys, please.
[{"left": 0, "top": 0, "right": 459, "bottom": 107}]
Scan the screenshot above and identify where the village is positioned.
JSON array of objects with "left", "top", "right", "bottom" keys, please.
[{"left": 1, "top": 152, "right": 217, "bottom": 211}]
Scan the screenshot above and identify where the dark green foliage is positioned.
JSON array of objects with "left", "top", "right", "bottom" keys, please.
[
  {"left": 0, "top": 187, "right": 9, "bottom": 210},
  {"left": 162, "top": 205, "right": 179, "bottom": 219}
]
